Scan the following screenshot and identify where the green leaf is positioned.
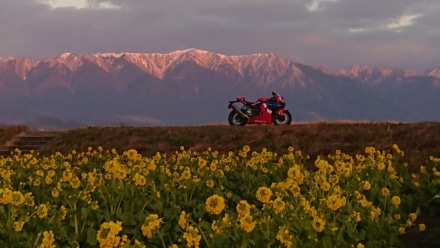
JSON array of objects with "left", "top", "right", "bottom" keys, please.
[
  {"left": 346, "top": 223, "right": 358, "bottom": 240},
  {"left": 81, "top": 207, "right": 89, "bottom": 220},
  {"left": 211, "top": 235, "right": 232, "bottom": 248},
  {"left": 119, "top": 212, "right": 137, "bottom": 226},
  {"left": 87, "top": 227, "right": 97, "bottom": 246},
  {"left": 69, "top": 241, "right": 81, "bottom": 248},
  {"left": 358, "top": 229, "right": 366, "bottom": 240},
  {"left": 321, "top": 233, "right": 334, "bottom": 248},
  {"left": 163, "top": 206, "right": 179, "bottom": 220},
  {"left": 198, "top": 220, "right": 211, "bottom": 233},
  {"left": 150, "top": 198, "right": 164, "bottom": 213}
]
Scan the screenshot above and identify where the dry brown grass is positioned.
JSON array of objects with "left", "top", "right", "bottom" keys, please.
[
  {"left": 29, "top": 121, "right": 440, "bottom": 172},
  {"left": 0, "top": 125, "right": 31, "bottom": 145}
]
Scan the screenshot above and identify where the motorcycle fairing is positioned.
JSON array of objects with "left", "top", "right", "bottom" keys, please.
[{"left": 247, "top": 104, "right": 273, "bottom": 124}]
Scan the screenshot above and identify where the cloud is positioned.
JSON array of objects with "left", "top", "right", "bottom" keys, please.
[
  {"left": 386, "top": 13, "right": 421, "bottom": 29},
  {"left": 39, "top": 0, "right": 120, "bottom": 9},
  {"left": 39, "top": 0, "right": 89, "bottom": 9},
  {"left": 348, "top": 13, "right": 422, "bottom": 33},
  {"left": 0, "top": 0, "right": 439, "bottom": 71},
  {"left": 307, "top": 0, "right": 340, "bottom": 12}
]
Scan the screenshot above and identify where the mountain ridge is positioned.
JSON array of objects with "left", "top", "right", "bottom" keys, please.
[{"left": 0, "top": 49, "right": 439, "bottom": 129}]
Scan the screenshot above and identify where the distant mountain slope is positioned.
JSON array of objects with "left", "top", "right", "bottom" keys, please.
[{"left": 0, "top": 49, "right": 439, "bottom": 129}]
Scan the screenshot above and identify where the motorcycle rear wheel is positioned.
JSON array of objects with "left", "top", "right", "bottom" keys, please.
[
  {"left": 228, "top": 110, "right": 248, "bottom": 126},
  {"left": 272, "top": 110, "right": 292, "bottom": 125}
]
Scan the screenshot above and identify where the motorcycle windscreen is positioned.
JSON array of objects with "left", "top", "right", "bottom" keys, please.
[{"left": 267, "top": 101, "right": 283, "bottom": 110}]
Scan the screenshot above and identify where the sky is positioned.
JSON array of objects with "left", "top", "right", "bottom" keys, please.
[{"left": 1, "top": 0, "right": 440, "bottom": 72}]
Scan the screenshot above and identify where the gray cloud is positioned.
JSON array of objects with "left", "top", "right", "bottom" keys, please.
[{"left": 0, "top": 0, "right": 439, "bottom": 71}]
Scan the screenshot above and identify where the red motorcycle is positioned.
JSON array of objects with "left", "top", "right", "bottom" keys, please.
[{"left": 227, "top": 92, "right": 292, "bottom": 126}]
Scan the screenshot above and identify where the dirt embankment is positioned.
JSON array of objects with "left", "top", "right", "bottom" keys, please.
[{"left": 34, "top": 121, "right": 440, "bottom": 171}]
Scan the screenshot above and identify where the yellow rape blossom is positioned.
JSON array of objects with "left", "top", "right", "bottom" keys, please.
[
  {"left": 13, "top": 221, "right": 25, "bottom": 232},
  {"left": 236, "top": 200, "right": 252, "bottom": 217},
  {"left": 369, "top": 207, "right": 382, "bottom": 220},
  {"left": 287, "top": 165, "right": 305, "bottom": 185},
  {"left": 183, "top": 225, "right": 202, "bottom": 248},
  {"left": 364, "top": 147, "right": 375, "bottom": 154},
  {"left": 272, "top": 197, "right": 286, "bottom": 214},
  {"left": 329, "top": 174, "right": 339, "bottom": 185},
  {"left": 44, "top": 176, "right": 52, "bottom": 185},
  {"left": 242, "top": 145, "right": 251, "bottom": 153},
  {"left": 357, "top": 243, "right": 365, "bottom": 248},
  {"left": 398, "top": 227, "right": 406, "bottom": 234},
  {"left": 320, "top": 181, "right": 331, "bottom": 191},
  {"left": 148, "top": 160, "right": 157, "bottom": 171},
  {"left": 210, "top": 162, "right": 218, "bottom": 171},
  {"left": 0, "top": 187, "right": 12, "bottom": 204},
  {"left": 256, "top": 186, "right": 273, "bottom": 203},
  {"left": 276, "top": 226, "right": 293, "bottom": 247},
  {"left": 180, "top": 169, "right": 191, "bottom": 180},
  {"left": 205, "top": 194, "right": 225, "bottom": 215},
  {"left": 211, "top": 214, "right": 231, "bottom": 236},
  {"left": 60, "top": 205, "right": 67, "bottom": 220},
  {"left": 239, "top": 215, "right": 256, "bottom": 233},
  {"left": 51, "top": 189, "right": 59, "bottom": 199},
  {"left": 205, "top": 179, "right": 215, "bottom": 188},
  {"left": 362, "top": 181, "right": 371, "bottom": 190},
  {"left": 69, "top": 176, "right": 81, "bottom": 189},
  {"left": 381, "top": 187, "right": 390, "bottom": 197},
  {"left": 312, "top": 217, "right": 326, "bottom": 232},
  {"left": 351, "top": 211, "right": 361, "bottom": 222},
  {"left": 35, "top": 170, "right": 44, "bottom": 177},
  {"left": 38, "top": 230, "right": 56, "bottom": 248},
  {"left": 134, "top": 173, "right": 147, "bottom": 186},
  {"left": 197, "top": 158, "right": 207, "bottom": 168},
  {"left": 36, "top": 204, "right": 48, "bottom": 219},
  {"left": 141, "top": 214, "right": 162, "bottom": 238},
  {"left": 97, "top": 221, "right": 123, "bottom": 247},
  {"left": 391, "top": 196, "right": 401, "bottom": 208},
  {"left": 178, "top": 211, "right": 188, "bottom": 230},
  {"left": 62, "top": 169, "right": 73, "bottom": 182},
  {"left": 11, "top": 191, "right": 25, "bottom": 206},
  {"left": 326, "top": 195, "right": 346, "bottom": 211},
  {"left": 408, "top": 213, "right": 417, "bottom": 222},
  {"left": 24, "top": 192, "right": 35, "bottom": 207},
  {"left": 377, "top": 162, "right": 386, "bottom": 171}
]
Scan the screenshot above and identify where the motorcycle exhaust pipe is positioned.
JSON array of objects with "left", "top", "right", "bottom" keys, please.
[{"left": 230, "top": 104, "right": 249, "bottom": 119}]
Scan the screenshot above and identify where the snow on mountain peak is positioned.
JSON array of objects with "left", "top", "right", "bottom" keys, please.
[
  {"left": 45, "top": 52, "right": 84, "bottom": 72},
  {"left": 0, "top": 57, "right": 39, "bottom": 80},
  {"left": 0, "top": 57, "right": 16, "bottom": 62},
  {"left": 337, "top": 65, "right": 372, "bottom": 77},
  {"left": 427, "top": 68, "right": 440, "bottom": 78},
  {"left": 29, "top": 49, "right": 300, "bottom": 80},
  {"left": 2, "top": 50, "right": 437, "bottom": 87},
  {"left": 93, "top": 52, "right": 126, "bottom": 59},
  {"left": 59, "top": 52, "right": 73, "bottom": 59}
]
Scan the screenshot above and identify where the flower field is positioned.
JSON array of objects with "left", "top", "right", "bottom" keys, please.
[{"left": 0, "top": 144, "right": 439, "bottom": 248}]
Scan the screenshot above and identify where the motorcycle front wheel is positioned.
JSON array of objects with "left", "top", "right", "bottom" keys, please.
[
  {"left": 272, "top": 110, "right": 292, "bottom": 125},
  {"left": 228, "top": 110, "right": 248, "bottom": 126}
]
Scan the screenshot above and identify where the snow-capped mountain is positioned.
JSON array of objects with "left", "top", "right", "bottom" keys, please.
[{"left": 0, "top": 49, "right": 439, "bottom": 129}]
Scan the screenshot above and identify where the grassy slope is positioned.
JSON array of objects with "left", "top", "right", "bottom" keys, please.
[
  {"left": 0, "top": 125, "right": 31, "bottom": 145},
  {"left": 34, "top": 121, "right": 440, "bottom": 172}
]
